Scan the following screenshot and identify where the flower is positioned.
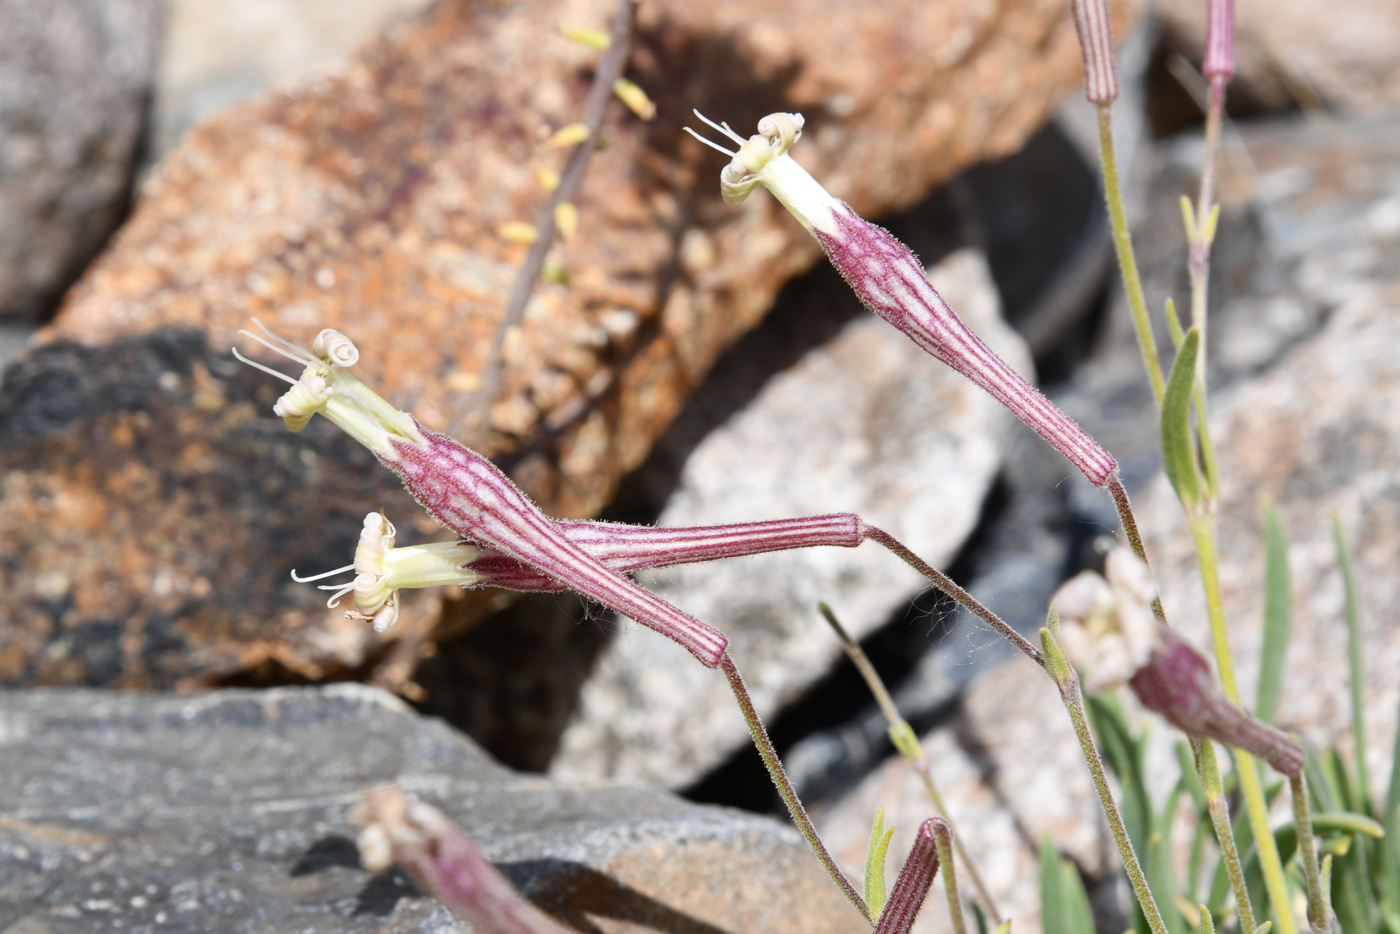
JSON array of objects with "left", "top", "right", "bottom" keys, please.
[
  {"left": 1051, "top": 546, "right": 1159, "bottom": 693},
  {"left": 687, "top": 113, "right": 1118, "bottom": 487},
  {"left": 1051, "top": 545, "right": 1304, "bottom": 776},
  {"left": 235, "top": 321, "right": 729, "bottom": 668},
  {"left": 297, "top": 510, "right": 864, "bottom": 632}
]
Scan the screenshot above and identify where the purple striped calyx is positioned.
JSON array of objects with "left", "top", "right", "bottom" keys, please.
[
  {"left": 235, "top": 322, "right": 730, "bottom": 668},
  {"left": 1070, "top": 0, "right": 1121, "bottom": 104},
  {"left": 300, "top": 511, "right": 864, "bottom": 633},
  {"left": 688, "top": 112, "right": 1117, "bottom": 486},
  {"left": 1203, "top": 0, "right": 1236, "bottom": 80}
]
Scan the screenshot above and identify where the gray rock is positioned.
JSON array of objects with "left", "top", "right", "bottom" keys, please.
[
  {"left": 0, "top": 685, "right": 863, "bottom": 933},
  {"left": 151, "top": 0, "right": 432, "bottom": 154},
  {"left": 550, "top": 250, "right": 1032, "bottom": 790},
  {"left": 0, "top": 0, "right": 160, "bottom": 321}
]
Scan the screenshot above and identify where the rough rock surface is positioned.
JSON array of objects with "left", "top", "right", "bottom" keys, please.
[
  {"left": 551, "top": 250, "right": 1031, "bottom": 789},
  {"left": 153, "top": 0, "right": 433, "bottom": 154},
  {"left": 1155, "top": 0, "right": 1400, "bottom": 112},
  {"left": 0, "top": 685, "right": 863, "bottom": 933},
  {"left": 2, "top": 0, "right": 1135, "bottom": 687},
  {"left": 0, "top": 0, "right": 160, "bottom": 322},
  {"left": 816, "top": 655, "right": 1108, "bottom": 934}
]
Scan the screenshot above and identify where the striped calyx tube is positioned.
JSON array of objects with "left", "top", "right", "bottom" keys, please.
[
  {"left": 686, "top": 111, "right": 1118, "bottom": 487},
  {"left": 1070, "top": 0, "right": 1120, "bottom": 103},
  {"left": 1203, "top": 0, "right": 1236, "bottom": 81},
  {"left": 235, "top": 321, "right": 730, "bottom": 668}
]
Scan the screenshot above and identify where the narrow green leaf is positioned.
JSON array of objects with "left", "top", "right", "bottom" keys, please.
[
  {"left": 1256, "top": 498, "right": 1292, "bottom": 724},
  {"left": 1162, "top": 329, "right": 1203, "bottom": 509},
  {"left": 1177, "top": 741, "right": 1208, "bottom": 812},
  {"left": 1198, "top": 904, "right": 1216, "bottom": 934},
  {"left": 1148, "top": 787, "right": 1189, "bottom": 934},
  {"left": 1250, "top": 924, "right": 1273, "bottom": 934},
  {"left": 971, "top": 900, "right": 989, "bottom": 934},
  {"left": 1333, "top": 513, "right": 1372, "bottom": 810},
  {"left": 865, "top": 807, "right": 894, "bottom": 917},
  {"left": 1039, "top": 834, "right": 1067, "bottom": 934},
  {"left": 1166, "top": 298, "right": 1185, "bottom": 350},
  {"left": 991, "top": 921, "right": 1013, "bottom": 934},
  {"left": 1063, "top": 855, "right": 1096, "bottom": 934}
]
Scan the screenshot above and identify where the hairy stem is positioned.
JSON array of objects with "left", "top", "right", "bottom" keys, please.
[
  {"left": 1192, "top": 737, "right": 1257, "bottom": 933},
  {"left": 820, "top": 603, "right": 1002, "bottom": 924},
  {"left": 1291, "top": 774, "right": 1335, "bottom": 933},
  {"left": 1043, "top": 625, "right": 1170, "bottom": 934},
  {"left": 1096, "top": 103, "right": 1164, "bottom": 406},
  {"left": 721, "top": 654, "right": 872, "bottom": 923},
  {"left": 862, "top": 526, "right": 1043, "bottom": 666},
  {"left": 931, "top": 821, "right": 969, "bottom": 934}
]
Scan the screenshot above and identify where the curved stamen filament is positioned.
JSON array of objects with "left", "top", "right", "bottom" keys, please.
[
  {"left": 291, "top": 563, "right": 357, "bottom": 583},
  {"left": 683, "top": 126, "right": 737, "bottom": 158},
  {"left": 247, "top": 317, "right": 320, "bottom": 365},
  {"left": 231, "top": 347, "right": 299, "bottom": 386},
  {"left": 318, "top": 581, "right": 357, "bottom": 608}
]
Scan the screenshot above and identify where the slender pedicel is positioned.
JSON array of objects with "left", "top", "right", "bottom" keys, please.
[
  {"left": 688, "top": 112, "right": 1117, "bottom": 487},
  {"left": 236, "top": 323, "right": 728, "bottom": 668}
]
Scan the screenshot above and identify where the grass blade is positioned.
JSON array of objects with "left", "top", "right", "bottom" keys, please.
[
  {"left": 1257, "top": 498, "right": 1291, "bottom": 724},
  {"left": 1332, "top": 514, "right": 1371, "bottom": 810}
]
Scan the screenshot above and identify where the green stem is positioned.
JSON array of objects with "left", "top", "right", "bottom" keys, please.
[
  {"left": 1291, "top": 774, "right": 1336, "bottom": 932},
  {"left": 720, "top": 654, "right": 872, "bottom": 924},
  {"left": 1096, "top": 102, "right": 1164, "bottom": 407},
  {"left": 1192, "top": 737, "right": 1257, "bottom": 933},
  {"left": 1190, "top": 513, "right": 1298, "bottom": 934},
  {"left": 931, "top": 820, "right": 969, "bottom": 934},
  {"left": 1042, "top": 625, "right": 1170, "bottom": 934},
  {"left": 819, "top": 604, "right": 1002, "bottom": 924}
]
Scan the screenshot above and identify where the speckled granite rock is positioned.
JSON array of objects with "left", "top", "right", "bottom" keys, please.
[
  {"left": 0, "top": 685, "right": 863, "bottom": 933},
  {"left": 1, "top": 0, "right": 1137, "bottom": 689},
  {"left": 0, "top": 0, "right": 160, "bottom": 321},
  {"left": 550, "top": 250, "right": 1031, "bottom": 789}
]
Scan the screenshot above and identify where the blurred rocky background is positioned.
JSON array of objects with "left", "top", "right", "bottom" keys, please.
[{"left": 3, "top": 0, "right": 1398, "bottom": 931}]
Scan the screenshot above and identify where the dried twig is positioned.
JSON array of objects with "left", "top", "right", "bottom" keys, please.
[{"left": 471, "top": 0, "right": 641, "bottom": 438}]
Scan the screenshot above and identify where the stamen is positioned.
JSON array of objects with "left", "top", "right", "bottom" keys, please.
[
  {"left": 290, "top": 564, "right": 356, "bottom": 583},
  {"left": 692, "top": 109, "right": 748, "bottom": 145},
  {"left": 683, "top": 126, "right": 737, "bottom": 158},
  {"left": 231, "top": 347, "right": 299, "bottom": 386},
  {"left": 250, "top": 317, "right": 319, "bottom": 365},
  {"left": 318, "top": 581, "right": 357, "bottom": 608}
]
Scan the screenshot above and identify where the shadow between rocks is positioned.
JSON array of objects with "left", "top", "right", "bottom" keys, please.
[{"left": 500, "top": 859, "right": 734, "bottom": 934}]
